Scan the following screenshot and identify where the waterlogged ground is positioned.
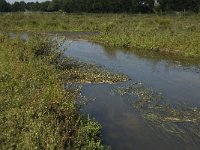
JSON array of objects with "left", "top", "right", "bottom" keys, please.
[
  {"left": 6, "top": 32, "right": 200, "bottom": 150},
  {"left": 63, "top": 39, "right": 200, "bottom": 150}
]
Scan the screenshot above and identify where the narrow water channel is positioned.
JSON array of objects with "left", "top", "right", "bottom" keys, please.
[
  {"left": 63, "top": 39, "right": 200, "bottom": 150},
  {"left": 7, "top": 32, "right": 200, "bottom": 150}
]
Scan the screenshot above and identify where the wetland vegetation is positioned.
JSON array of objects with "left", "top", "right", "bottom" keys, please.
[
  {"left": 1, "top": 1, "right": 200, "bottom": 149},
  {"left": 0, "top": 33, "right": 127, "bottom": 149},
  {"left": 1, "top": 13, "right": 200, "bottom": 58}
]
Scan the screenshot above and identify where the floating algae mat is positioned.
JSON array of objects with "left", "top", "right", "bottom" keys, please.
[{"left": 114, "top": 82, "right": 200, "bottom": 148}]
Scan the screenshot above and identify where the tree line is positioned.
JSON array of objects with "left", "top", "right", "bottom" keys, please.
[{"left": 1, "top": 0, "right": 200, "bottom": 13}]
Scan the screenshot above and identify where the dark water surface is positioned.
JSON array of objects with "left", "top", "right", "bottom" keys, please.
[
  {"left": 63, "top": 39, "right": 200, "bottom": 150},
  {"left": 64, "top": 40, "right": 200, "bottom": 106},
  {"left": 8, "top": 32, "right": 29, "bottom": 41},
  {"left": 6, "top": 32, "right": 200, "bottom": 150}
]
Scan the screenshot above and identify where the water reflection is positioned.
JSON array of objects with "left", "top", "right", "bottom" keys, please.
[
  {"left": 81, "top": 83, "right": 192, "bottom": 150},
  {"left": 8, "top": 32, "right": 29, "bottom": 42},
  {"left": 5, "top": 33, "right": 200, "bottom": 149},
  {"left": 101, "top": 45, "right": 118, "bottom": 59},
  {"left": 65, "top": 40, "right": 200, "bottom": 106},
  {"left": 64, "top": 40, "right": 200, "bottom": 150}
]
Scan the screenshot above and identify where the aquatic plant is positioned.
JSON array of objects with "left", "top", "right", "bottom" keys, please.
[{"left": 114, "top": 82, "right": 200, "bottom": 148}]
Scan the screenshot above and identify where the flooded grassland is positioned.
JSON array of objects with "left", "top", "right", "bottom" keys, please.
[
  {"left": 0, "top": 13, "right": 200, "bottom": 57},
  {"left": 1, "top": 12, "right": 200, "bottom": 150},
  {"left": 64, "top": 38, "right": 200, "bottom": 150},
  {"left": 0, "top": 34, "right": 127, "bottom": 150}
]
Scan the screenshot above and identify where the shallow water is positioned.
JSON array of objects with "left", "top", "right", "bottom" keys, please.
[
  {"left": 63, "top": 39, "right": 200, "bottom": 150},
  {"left": 8, "top": 32, "right": 29, "bottom": 42},
  {"left": 64, "top": 40, "right": 200, "bottom": 106},
  {"left": 6, "top": 32, "right": 200, "bottom": 150}
]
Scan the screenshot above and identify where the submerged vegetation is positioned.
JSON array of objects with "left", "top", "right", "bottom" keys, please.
[
  {"left": 115, "top": 82, "right": 200, "bottom": 148},
  {"left": 61, "top": 59, "right": 128, "bottom": 84},
  {"left": 0, "top": 34, "right": 128, "bottom": 149},
  {"left": 1, "top": 11, "right": 200, "bottom": 149},
  {"left": 0, "top": 13, "right": 200, "bottom": 58}
]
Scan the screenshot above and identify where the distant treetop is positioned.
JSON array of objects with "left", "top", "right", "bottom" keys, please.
[{"left": 0, "top": 0, "right": 200, "bottom": 13}]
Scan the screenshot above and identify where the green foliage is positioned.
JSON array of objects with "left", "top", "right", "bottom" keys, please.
[
  {"left": 0, "top": 0, "right": 11, "bottom": 12},
  {"left": 0, "top": 35, "right": 108, "bottom": 150},
  {"left": 0, "top": 13, "right": 200, "bottom": 58},
  {"left": 89, "top": 14, "right": 200, "bottom": 57},
  {"left": 1, "top": 0, "right": 200, "bottom": 13}
]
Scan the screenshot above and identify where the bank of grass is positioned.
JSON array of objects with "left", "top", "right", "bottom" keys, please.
[
  {"left": 0, "top": 13, "right": 200, "bottom": 58},
  {"left": 90, "top": 14, "right": 200, "bottom": 58},
  {"left": 0, "top": 34, "right": 123, "bottom": 149}
]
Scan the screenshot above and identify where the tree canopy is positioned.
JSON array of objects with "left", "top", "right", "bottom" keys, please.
[{"left": 0, "top": 0, "right": 200, "bottom": 13}]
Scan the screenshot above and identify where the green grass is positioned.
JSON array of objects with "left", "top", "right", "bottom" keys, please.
[
  {"left": 0, "top": 34, "right": 114, "bottom": 150},
  {"left": 0, "top": 13, "right": 200, "bottom": 58},
  {"left": 1, "top": 12, "right": 200, "bottom": 149}
]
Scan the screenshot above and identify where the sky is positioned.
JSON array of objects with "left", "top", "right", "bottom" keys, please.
[{"left": 6, "top": 0, "right": 50, "bottom": 3}]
